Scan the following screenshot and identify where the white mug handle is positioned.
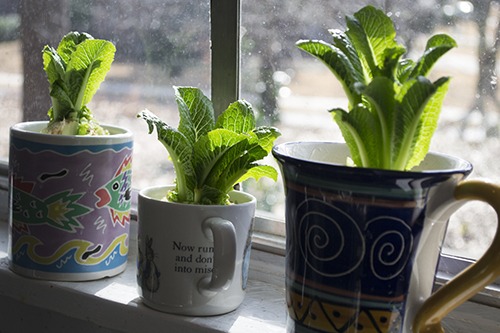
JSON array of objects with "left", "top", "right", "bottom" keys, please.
[
  {"left": 198, "top": 217, "right": 237, "bottom": 296},
  {"left": 413, "top": 180, "right": 500, "bottom": 333}
]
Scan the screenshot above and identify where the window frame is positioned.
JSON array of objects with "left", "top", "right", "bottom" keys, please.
[
  {"left": 0, "top": 0, "right": 499, "bottom": 326},
  {"left": 211, "top": 0, "right": 500, "bottom": 310}
]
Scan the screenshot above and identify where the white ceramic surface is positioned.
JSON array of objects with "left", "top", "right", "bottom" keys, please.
[{"left": 137, "top": 185, "right": 256, "bottom": 316}]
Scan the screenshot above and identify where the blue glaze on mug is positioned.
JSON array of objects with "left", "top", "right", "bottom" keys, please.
[{"left": 273, "top": 142, "right": 471, "bottom": 333}]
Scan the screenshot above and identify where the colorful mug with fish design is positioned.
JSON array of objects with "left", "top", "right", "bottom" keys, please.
[
  {"left": 8, "top": 121, "right": 133, "bottom": 281},
  {"left": 273, "top": 142, "right": 500, "bottom": 333}
]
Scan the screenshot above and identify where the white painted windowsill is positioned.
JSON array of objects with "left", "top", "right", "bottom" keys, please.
[
  {"left": 1, "top": 212, "right": 500, "bottom": 332},
  {"left": 0, "top": 219, "right": 287, "bottom": 333}
]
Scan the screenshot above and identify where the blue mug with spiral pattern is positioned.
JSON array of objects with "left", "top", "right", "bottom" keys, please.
[{"left": 273, "top": 142, "right": 500, "bottom": 333}]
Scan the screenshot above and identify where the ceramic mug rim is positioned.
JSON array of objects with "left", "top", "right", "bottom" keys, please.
[
  {"left": 272, "top": 141, "right": 473, "bottom": 177},
  {"left": 10, "top": 121, "right": 133, "bottom": 145},
  {"left": 139, "top": 185, "right": 257, "bottom": 208}
]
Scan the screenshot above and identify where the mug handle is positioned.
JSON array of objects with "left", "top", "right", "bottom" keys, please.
[
  {"left": 198, "top": 217, "right": 237, "bottom": 296},
  {"left": 413, "top": 180, "right": 500, "bottom": 333}
]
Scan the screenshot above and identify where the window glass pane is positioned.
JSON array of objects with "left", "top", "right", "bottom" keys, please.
[
  {"left": 0, "top": 0, "right": 211, "bottom": 191},
  {"left": 241, "top": 0, "right": 500, "bottom": 259},
  {"left": 1, "top": 0, "right": 499, "bottom": 261},
  {"left": 0, "top": 1, "right": 21, "bottom": 160}
]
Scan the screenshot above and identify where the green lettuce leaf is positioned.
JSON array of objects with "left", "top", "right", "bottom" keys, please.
[
  {"left": 297, "top": 5, "right": 456, "bottom": 170},
  {"left": 66, "top": 39, "right": 115, "bottom": 111},
  {"left": 137, "top": 109, "right": 196, "bottom": 203},
  {"left": 138, "top": 87, "right": 281, "bottom": 205},
  {"left": 296, "top": 40, "right": 363, "bottom": 107},
  {"left": 331, "top": 104, "right": 381, "bottom": 168},
  {"left": 215, "top": 100, "right": 256, "bottom": 133},
  {"left": 397, "top": 77, "right": 451, "bottom": 170},
  {"left": 42, "top": 31, "right": 115, "bottom": 135},
  {"left": 409, "top": 34, "right": 457, "bottom": 79},
  {"left": 175, "top": 86, "right": 215, "bottom": 142},
  {"left": 346, "top": 5, "right": 400, "bottom": 78}
]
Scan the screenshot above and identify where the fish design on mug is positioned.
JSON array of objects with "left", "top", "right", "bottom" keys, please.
[
  {"left": 11, "top": 176, "right": 91, "bottom": 233},
  {"left": 94, "top": 155, "right": 132, "bottom": 227}
]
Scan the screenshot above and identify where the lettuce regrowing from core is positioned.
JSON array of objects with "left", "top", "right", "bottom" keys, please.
[
  {"left": 138, "top": 86, "right": 281, "bottom": 205},
  {"left": 42, "top": 31, "right": 115, "bottom": 135},
  {"left": 297, "top": 5, "right": 457, "bottom": 170}
]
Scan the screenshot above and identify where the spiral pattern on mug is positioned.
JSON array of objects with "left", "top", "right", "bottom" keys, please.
[
  {"left": 297, "top": 199, "right": 364, "bottom": 277},
  {"left": 366, "top": 216, "right": 413, "bottom": 281}
]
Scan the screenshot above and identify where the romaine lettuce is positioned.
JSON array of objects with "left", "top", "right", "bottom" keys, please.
[
  {"left": 42, "top": 31, "right": 115, "bottom": 135},
  {"left": 138, "top": 86, "right": 281, "bottom": 205},
  {"left": 297, "top": 5, "right": 456, "bottom": 170}
]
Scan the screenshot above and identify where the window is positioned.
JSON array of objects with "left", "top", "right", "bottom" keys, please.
[
  {"left": 0, "top": 0, "right": 211, "bottom": 192},
  {"left": 239, "top": 0, "right": 500, "bottom": 260},
  {"left": 0, "top": 0, "right": 499, "bottom": 294}
]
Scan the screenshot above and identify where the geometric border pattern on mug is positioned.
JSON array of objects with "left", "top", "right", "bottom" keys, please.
[{"left": 287, "top": 288, "right": 402, "bottom": 333}]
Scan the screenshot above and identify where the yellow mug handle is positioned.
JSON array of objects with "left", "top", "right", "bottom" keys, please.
[{"left": 413, "top": 180, "right": 500, "bottom": 333}]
